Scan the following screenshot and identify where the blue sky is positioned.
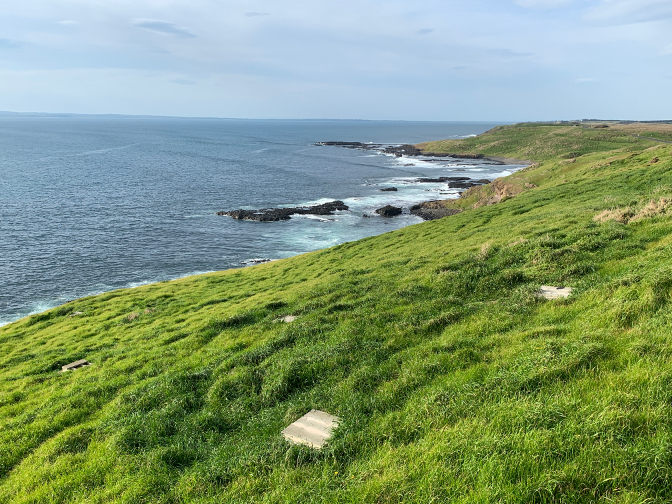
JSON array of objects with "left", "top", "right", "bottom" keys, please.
[{"left": 0, "top": 0, "right": 671, "bottom": 120}]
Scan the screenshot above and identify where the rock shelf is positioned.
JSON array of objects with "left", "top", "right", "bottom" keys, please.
[
  {"left": 414, "top": 177, "right": 490, "bottom": 189},
  {"left": 375, "top": 205, "right": 403, "bottom": 217},
  {"left": 218, "top": 201, "right": 349, "bottom": 222}
]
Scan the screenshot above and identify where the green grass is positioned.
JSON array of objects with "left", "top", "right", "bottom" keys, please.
[
  {"left": 417, "top": 122, "right": 660, "bottom": 161},
  {"left": 2, "top": 125, "right": 672, "bottom": 502}
]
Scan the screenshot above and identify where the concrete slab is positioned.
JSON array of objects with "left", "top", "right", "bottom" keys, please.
[
  {"left": 282, "top": 409, "right": 340, "bottom": 449},
  {"left": 539, "top": 286, "right": 573, "bottom": 299},
  {"left": 61, "top": 359, "right": 90, "bottom": 372}
]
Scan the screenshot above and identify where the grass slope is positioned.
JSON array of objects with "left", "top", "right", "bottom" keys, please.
[
  {"left": 2, "top": 125, "right": 672, "bottom": 503},
  {"left": 417, "top": 122, "right": 660, "bottom": 162}
]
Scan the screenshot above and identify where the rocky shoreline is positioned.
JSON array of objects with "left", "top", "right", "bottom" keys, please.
[
  {"left": 217, "top": 201, "right": 349, "bottom": 222},
  {"left": 218, "top": 193, "right": 471, "bottom": 223},
  {"left": 413, "top": 176, "right": 490, "bottom": 189},
  {"left": 314, "top": 141, "right": 502, "bottom": 220},
  {"left": 217, "top": 142, "right": 500, "bottom": 224},
  {"left": 315, "top": 141, "right": 499, "bottom": 163}
]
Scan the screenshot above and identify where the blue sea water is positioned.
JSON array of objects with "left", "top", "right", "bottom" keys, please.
[{"left": 0, "top": 116, "right": 517, "bottom": 326}]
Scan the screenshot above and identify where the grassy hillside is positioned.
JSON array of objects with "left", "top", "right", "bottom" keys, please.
[
  {"left": 2, "top": 125, "right": 672, "bottom": 503},
  {"left": 417, "top": 122, "right": 670, "bottom": 161}
]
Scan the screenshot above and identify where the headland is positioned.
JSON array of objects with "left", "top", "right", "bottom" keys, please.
[{"left": 3, "top": 121, "right": 672, "bottom": 503}]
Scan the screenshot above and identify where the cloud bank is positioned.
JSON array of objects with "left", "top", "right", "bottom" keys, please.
[
  {"left": 0, "top": 0, "right": 669, "bottom": 120},
  {"left": 585, "top": 0, "right": 672, "bottom": 25}
]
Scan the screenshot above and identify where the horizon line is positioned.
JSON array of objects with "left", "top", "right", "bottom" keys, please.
[{"left": 0, "top": 111, "right": 668, "bottom": 123}]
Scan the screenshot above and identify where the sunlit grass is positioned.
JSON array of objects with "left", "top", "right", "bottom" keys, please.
[{"left": 2, "top": 125, "right": 672, "bottom": 502}]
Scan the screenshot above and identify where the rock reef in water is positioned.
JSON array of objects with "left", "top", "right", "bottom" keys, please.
[
  {"left": 221, "top": 146, "right": 494, "bottom": 224},
  {"left": 414, "top": 177, "right": 490, "bottom": 189},
  {"left": 316, "top": 140, "right": 502, "bottom": 163},
  {"left": 383, "top": 145, "right": 488, "bottom": 160},
  {"left": 315, "top": 141, "right": 369, "bottom": 148},
  {"left": 217, "top": 201, "right": 349, "bottom": 222},
  {"left": 382, "top": 145, "right": 423, "bottom": 157},
  {"left": 375, "top": 205, "right": 403, "bottom": 217}
]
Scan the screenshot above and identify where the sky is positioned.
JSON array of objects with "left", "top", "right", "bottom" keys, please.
[{"left": 0, "top": 0, "right": 671, "bottom": 121}]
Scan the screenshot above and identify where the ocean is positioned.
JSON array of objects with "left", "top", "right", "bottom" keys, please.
[{"left": 0, "top": 116, "right": 518, "bottom": 326}]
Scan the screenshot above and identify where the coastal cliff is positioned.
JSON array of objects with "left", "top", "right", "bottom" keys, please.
[{"left": 3, "top": 122, "right": 672, "bottom": 503}]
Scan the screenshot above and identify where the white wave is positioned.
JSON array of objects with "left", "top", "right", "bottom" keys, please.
[
  {"left": 393, "top": 158, "right": 440, "bottom": 169},
  {"left": 0, "top": 270, "right": 216, "bottom": 327},
  {"left": 491, "top": 169, "right": 513, "bottom": 178},
  {"left": 292, "top": 214, "right": 337, "bottom": 223},
  {"left": 0, "top": 299, "right": 67, "bottom": 327},
  {"left": 241, "top": 258, "right": 276, "bottom": 266},
  {"left": 281, "top": 197, "right": 344, "bottom": 208},
  {"left": 130, "top": 270, "right": 215, "bottom": 287},
  {"left": 342, "top": 187, "right": 461, "bottom": 213}
]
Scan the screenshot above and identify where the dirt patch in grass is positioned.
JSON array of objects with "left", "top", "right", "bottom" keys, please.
[
  {"left": 470, "top": 179, "right": 525, "bottom": 208},
  {"left": 594, "top": 198, "right": 672, "bottom": 224}
]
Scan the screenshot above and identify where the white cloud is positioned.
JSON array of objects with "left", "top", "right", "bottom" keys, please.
[
  {"left": 585, "top": 0, "right": 672, "bottom": 25},
  {"left": 515, "top": 0, "right": 573, "bottom": 9},
  {"left": 0, "top": 0, "right": 670, "bottom": 119},
  {"left": 131, "top": 19, "right": 196, "bottom": 38}
]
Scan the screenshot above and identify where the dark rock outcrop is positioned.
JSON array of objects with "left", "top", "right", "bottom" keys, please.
[
  {"left": 414, "top": 177, "right": 490, "bottom": 189},
  {"left": 410, "top": 202, "right": 462, "bottom": 221},
  {"left": 241, "top": 258, "right": 272, "bottom": 265},
  {"left": 316, "top": 141, "right": 501, "bottom": 163},
  {"left": 218, "top": 201, "right": 349, "bottom": 222},
  {"left": 375, "top": 205, "right": 403, "bottom": 217},
  {"left": 380, "top": 187, "right": 398, "bottom": 192},
  {"left": 315, "top": 141, "right": 369, "bottom": 148},
  {"left": 382, "top": 144, "right": 423, "bottom": 157},
  {"left": 421, "top": 152, "right": 486, "bottom": 160}
]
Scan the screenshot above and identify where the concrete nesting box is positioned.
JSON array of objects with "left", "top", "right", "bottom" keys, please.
[
  {"left": 61, "top": 359, "right": 90, "bottom": 372},
  {"left": 278, "top": 315, "right": 297, "bottom": 323},
  {"left": 282, "top": 409, "right": 340, "bottom": 449},
  {"left": 539, "top": 286, "right": 573, "bottom": 299}
]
